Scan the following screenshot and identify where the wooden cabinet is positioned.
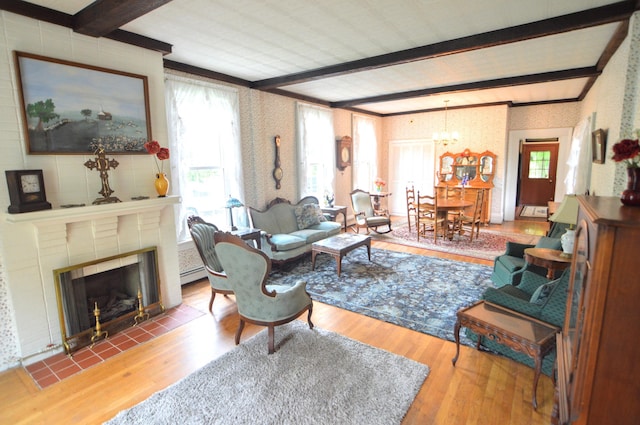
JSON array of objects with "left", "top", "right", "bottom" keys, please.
[
  {"left": 435, "top": 149, "right": 495, "bottom": 224},
  {"left": 554, "top": 196, "right": 640, "bottom": 425}
]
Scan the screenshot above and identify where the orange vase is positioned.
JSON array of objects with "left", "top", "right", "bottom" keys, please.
[{"left": 154, "top": 173, "right": 169, "bottom": 197}]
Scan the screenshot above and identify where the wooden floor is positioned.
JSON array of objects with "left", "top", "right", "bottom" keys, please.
[{"left": 0, "top": 220, "right": 554, "bottom": 425}]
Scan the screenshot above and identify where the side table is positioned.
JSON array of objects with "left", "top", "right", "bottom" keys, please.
[
  {"left": 321, "top": 205, "right": 348, "bottom": 232},
  {"left": 524, "top": 247, "right": 571, "bottom": 279},
  {"left": 231, "top": 227, "right": 261, "bottom": 249},
  {"left": 452, "top": 301, "right": 559, "bottom": 409}
]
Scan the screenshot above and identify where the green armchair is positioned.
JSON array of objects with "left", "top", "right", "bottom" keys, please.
[
  {"left": 490, "top": 236, "right": 561, "bottom": 287},
  {"left": 187, "top": 216, "right": 233, "bottom": 312},
  {"left": 467, "top": 268, "right": 571, "bottom": 376},
  {"left": 213, "top": 232, "right": 314, "bottom": 354}
]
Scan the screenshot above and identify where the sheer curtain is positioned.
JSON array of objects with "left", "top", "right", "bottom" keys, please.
[
  {"left": 296, "top": 102, "right": 334, "bottom": 199},
  {"left": 165, "top": 75, "right": 243, "bottom": 242},
  {"left": 353, "top": 114, "right": 378, "bottom": 191},
  {"left": 564, "top": 116, "right": 591, "bottom": 195}
]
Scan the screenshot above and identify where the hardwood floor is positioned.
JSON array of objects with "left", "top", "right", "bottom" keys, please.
[{"left": 0, "top": 220, "right": 553, "bottom": 425}]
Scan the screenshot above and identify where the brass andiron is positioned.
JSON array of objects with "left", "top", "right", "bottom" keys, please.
[
  {"left": 90, "top": 302, "right": 108, "bottom": 347},
  {"left": 133, "top": 289, "right": 149, "bottom": 325}
]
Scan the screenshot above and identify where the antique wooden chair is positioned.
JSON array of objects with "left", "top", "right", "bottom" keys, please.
[
  {"left": 187, "top": 216, "right": 234, "bottom": 312},
  {"left": 454, "top": 189, "right": 484, "bottom": 241},
  {"left": 213, "top": 232, "right": 314, "bottom": 354},
  {"left": 405, "top": 185, "right": 418, "bottom": 231},
  {"left": 444, "top": 186, "right": 465, "bottom": 222},
  {"left": 349, "top": 189, "right": 392, "bottom": 234},
  {"left": 416, "top": 191, "right": 445, "bottom": 243}
]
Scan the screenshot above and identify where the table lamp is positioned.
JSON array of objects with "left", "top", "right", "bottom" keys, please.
[
  {"left": 548, "top": 194, "right": 579, "bottom": 257},
  {"left": 225, "top": 196, "right": 243, "bottom": 230}
]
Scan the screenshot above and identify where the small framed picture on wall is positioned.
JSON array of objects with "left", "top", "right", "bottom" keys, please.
[{"left": 592, "top": 129, "right": 606, "bottom": 164}]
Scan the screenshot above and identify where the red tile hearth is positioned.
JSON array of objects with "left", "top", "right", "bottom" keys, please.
[{"left": 24, "top": 304, "right": 203, "bottom": 389}]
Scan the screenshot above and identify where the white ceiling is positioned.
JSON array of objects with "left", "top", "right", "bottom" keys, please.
[{"left": 19, "top": 0, "right": 636, "bottom": 115}]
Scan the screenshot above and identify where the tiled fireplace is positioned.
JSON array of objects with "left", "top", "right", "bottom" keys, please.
[{"left": 3, "top": 197, "right": 182, "bottom": 366}]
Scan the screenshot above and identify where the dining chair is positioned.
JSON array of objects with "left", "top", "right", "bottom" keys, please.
[
  {"left": 187, "top": 215, "right": 234, "bottom": 312},
  {"left": 213, "top": 232, "right": 314, "bottom": 354},
  {"left": 405, "top": 185, "right": 417, "bottom": 231},
  {"left": 444, "top": 186, "right": 465, "bottom": 223},
  {"left": 416, "top": 191, "right": 444, "bottom": 243},
  {"left": 454, "top": 189, "right": 485, "bottom": 241}
]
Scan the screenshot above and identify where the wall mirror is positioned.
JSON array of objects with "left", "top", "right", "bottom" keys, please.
[{"left": 480, "top": 155, "right": 493, "bottom": 182}]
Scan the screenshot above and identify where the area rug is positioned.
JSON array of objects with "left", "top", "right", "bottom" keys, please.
[
  {"left": 370, "top": 222, "right": 539, "bottom": 260},
  {"left": 270, "top": 248, "right": 493, "bottom": 345},
  {"left": 104, "top": 321, "right": 429, "bottom": 425},
  {"left": 520, "top": 205, "right": 548, "bottom": 218}
]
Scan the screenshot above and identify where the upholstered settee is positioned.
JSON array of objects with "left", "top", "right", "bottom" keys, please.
[
  {"left": 490, "top": 236, "right": 562, "bottom": 287},
  {"left": 467, "top": 268, "right": 571, "bottom": 376},
  {"left": 248, "top": 196, "right": 342, "bottom": 265}
]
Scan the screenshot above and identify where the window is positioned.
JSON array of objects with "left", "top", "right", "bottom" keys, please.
[
  {"left": 528, "top": 150, "right": 551, "bottom": 179},
  {"left": 165, "top": 75, "right": 243, "bottom": 242},
  {"left": 297, "top": 103, "right": 334, "bottom": 199},
  {"left": 353, "top": 114, "right": 378, "bottom": 191}
]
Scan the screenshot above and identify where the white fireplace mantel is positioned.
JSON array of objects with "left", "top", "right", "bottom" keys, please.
[
  {"left": 2, "top": 195, "right": 182, "bottom": 365},
  {"left": 4, "top": 196, "right": 180, "bottom": 226}
]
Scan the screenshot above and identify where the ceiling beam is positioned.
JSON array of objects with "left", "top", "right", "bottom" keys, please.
[
  {"left": 331, "top": 67, "right": 599, "bottom": 108},
  {"left": 73, "top": 0, "right": 174, "bottom": 37},
  {"left": 0, "top": 0, "right": 172, "bottom": 54},
  {"left": 252, "top": 0, "right": 636, "bottom": 90}
]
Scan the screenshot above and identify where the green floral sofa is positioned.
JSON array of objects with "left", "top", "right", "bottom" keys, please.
[
  {"left": 248, "top": 196, "right": 342, "bottom": 265},
  {"left": 467, "top": 268, "right": 571, "bottom": 376}
]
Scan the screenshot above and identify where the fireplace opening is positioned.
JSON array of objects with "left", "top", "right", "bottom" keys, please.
[{"left": 54, "top": 247, "right": 164, "bottom": 353}]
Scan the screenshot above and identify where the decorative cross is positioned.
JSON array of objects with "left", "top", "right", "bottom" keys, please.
[{"left": 84, "top": 147, "right": 121, "bottom": 204}]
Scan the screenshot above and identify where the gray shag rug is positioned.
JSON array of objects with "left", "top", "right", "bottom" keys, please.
[{"left": 104, "top": 321, "right": 429, "bottom": 425}]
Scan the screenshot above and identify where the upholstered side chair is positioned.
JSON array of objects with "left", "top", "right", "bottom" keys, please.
[
  {"left": 350, "top": 189, "right": 392, "bottom": 234},
  {"left": 213, "top": 232, "right": 314, "bottom": 354},
  {"left": 187, "top": 216, "right": 234, "bottom": 312}
]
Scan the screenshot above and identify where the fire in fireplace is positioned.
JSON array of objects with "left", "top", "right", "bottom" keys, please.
[{"left": 54, "top": 247, "right": 163, "bottom": 353}]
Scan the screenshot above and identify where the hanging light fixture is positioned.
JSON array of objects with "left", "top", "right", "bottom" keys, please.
[{"left": 432, "top": 100, "right": 459, "bottom": 146}]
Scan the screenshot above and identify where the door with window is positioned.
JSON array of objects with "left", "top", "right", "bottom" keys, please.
[{"left": 518, "top": 142, "right": 559, "bottom": 205}]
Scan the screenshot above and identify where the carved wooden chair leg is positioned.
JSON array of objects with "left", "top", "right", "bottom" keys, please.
[
  {"left": 235, "top": 319, "right": 245, "bottom": 345},
  {"left": 307, "top": 305, "right": 314, "bottom": 329},
  {"left": 268, "top": 325, "right": 275, "bottom": 354},
  {"left": 208, "top": 290, "right": 215, "bottom": 313}
]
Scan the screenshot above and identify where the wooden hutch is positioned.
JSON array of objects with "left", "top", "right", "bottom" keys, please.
[
  {"left": 553, "top": 196, "right": 640, "bottom": 424},
  {"left": 435, "top": 149, "right": 496, "bottom": 224}
]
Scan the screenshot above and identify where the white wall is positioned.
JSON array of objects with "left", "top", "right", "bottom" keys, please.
[{"left": 0, "top": 11, "right": 181, "bottom": 371}]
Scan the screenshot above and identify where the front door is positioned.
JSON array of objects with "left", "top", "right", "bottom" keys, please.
[{"left": 518, "top": 141, "right": 559, "bottom": 206}]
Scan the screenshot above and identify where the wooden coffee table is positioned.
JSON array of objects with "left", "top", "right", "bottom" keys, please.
[
  {"left": 311, "top": 233, "right": 371, "bottom": 277},
  {"left": 524, "top": 247, "right": 571, "bottom": 279},
  {"left": 452, "top": 300, "right": 559, "bottom": 409}
]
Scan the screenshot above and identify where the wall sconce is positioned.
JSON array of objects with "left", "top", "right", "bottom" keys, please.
[{"left": 225, "top": 196, "right": 244, "bottom": 230}]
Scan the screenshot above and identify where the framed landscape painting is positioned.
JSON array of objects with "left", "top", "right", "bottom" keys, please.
[{"left": 14, "top": 51, "right": 152, "bottom": 154}]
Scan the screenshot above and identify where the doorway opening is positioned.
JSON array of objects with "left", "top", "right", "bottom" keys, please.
[{"left": 516, "top": 138, "right": 559, "bottom": 220}]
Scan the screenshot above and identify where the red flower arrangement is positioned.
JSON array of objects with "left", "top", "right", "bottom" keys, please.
[{"left": 144, "top": 140, "right": 170, "bottom": 175}]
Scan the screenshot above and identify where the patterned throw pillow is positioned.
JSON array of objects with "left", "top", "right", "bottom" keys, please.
[
  {"left": 529, "top": 279, "right": 558, "bottom": 305},
  {"left": 294, "top": 203, "right": 327, "bottom": 229}
]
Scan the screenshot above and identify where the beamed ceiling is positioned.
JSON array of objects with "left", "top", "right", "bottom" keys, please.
[{"left": 3, "top": 0, "right": 639, "bottom": 116}]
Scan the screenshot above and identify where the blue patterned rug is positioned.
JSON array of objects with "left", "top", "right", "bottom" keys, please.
[{"left": 270, "top": 248, "right": 493, "bottom": 345}]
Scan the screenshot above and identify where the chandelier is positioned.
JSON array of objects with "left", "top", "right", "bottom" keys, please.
[{"left": 432, "top": 100, "right": 459, "bottom": 146}]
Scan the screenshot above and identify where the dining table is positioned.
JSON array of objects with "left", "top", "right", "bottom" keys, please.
[{"left": 436, "top": 197, "right": 473, "bottom": 239}]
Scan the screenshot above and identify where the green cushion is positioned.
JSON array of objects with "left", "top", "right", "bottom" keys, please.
[
  {"left": 535, "top": 236, "right": 561, "bottom": 250},
  {"left": 529, "top": 278, "right": 558, "bottom": 304}
]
